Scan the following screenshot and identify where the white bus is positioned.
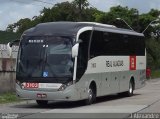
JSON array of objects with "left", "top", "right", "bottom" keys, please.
[{"left": 8, "top": 22, "right": 146, "bottom": 105}]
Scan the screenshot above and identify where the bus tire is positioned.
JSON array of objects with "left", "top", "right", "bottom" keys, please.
[
  {"left": 125, "top": 80, "right": 134, "bottom": 97},
  {"left": 85, "top": 84, "right": 96, "bottom": 105},
  {"left": 36, "top": 100, "right": 48, "bottom": 106}
]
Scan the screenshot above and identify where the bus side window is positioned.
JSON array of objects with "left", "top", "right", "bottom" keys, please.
[
  {"left": 103, "top": 32, "right": 123, "bottom": 56},
  {"left": 122, "top": 34, "right": 130, "bottom": 55},
  {"left": 125, "top": 35, "right": 145, "bottom": 56},
  {"left": 103, "top": 32, "right": 112, "bottom": 55},
  {"left": 77, "top": 30, "right": 91, "bottom": 80},
  {"left": 78, "top": 31, "right": 91, "bottom": 68},
  {"left": 90, "top": 31, "right": 103, "bottom": 58}
]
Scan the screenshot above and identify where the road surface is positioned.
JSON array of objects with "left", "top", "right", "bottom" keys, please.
[{"left": 1, "top": 79, "right": 160, "bottom": 119}]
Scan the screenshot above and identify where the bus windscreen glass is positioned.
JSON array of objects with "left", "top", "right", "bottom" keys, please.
[{"left": 17, "top": 36, "right": 73, "bottom": 79}]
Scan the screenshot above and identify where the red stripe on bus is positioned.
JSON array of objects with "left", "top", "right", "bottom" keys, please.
[{"left": 130, "top": 56, "right": 136, "bottom": 70}]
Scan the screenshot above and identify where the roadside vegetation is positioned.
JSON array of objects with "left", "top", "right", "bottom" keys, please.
[
  {"left": 0, "top": 92, "right": 21, "bottom": 104},
  {"left": 151, "top": 70, "right": 160, "bottom": 79},
  {"left": 0, "top": 0, "right": 160, "bottom": 77},
  {"left": 0, "top": 31, "right": 20, "bottom": 44}
]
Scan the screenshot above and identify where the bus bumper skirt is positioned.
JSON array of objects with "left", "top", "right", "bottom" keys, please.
[{"left": 16, "top": 84, "right": 81, "bottom": 101}]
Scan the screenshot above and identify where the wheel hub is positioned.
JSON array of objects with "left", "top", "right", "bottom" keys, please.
[
  {"left": 88, "top": 89, "right": 93, "bottom": 101},
  {"left": 129, "top": 83, "right": 133, "bottom": 94}
]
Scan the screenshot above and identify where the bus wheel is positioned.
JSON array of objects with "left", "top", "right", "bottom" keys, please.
[
  {"left": 85, "top": 84, "right": 96, "bottom": 105},
  {"left": 36, "top": 100, "right": 48, "bottom": 106},
  {"left": 125, "top": 80, "right": 134, "bottom": 97}
]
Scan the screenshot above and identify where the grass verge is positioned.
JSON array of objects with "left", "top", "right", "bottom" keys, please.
[
  {"left": 0, "top": 92, "right": 21, "bottom": 104},
  {"left": 151, "top": 70, "right": 160, "bottom": 79}
]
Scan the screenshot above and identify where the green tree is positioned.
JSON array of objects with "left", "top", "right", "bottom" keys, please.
[
  {"left": 8, "top": 1, "right": 101, "bottom": 33},
  {"left": 6, "top": 24, "right": 15, "bottom": 32},
  {"left": 15, "top": 18, "right": 32, "bottom": 33},
  {"left": 5, "top": 2, "right": 160, "bottom": 69},
  {"left": 73, "top": 0, "right": 89, "bottom": 21},
  {"left": 96, "top": 6, "right": 139, "bottom": 31}
]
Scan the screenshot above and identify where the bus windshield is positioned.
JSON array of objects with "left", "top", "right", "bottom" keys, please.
[{"left": 17, "top": 36, "right": 73, "bottom": 79}]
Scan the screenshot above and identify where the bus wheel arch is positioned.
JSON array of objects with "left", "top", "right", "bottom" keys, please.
[{"left": 85, "top": 81, "right": 97, "bottom": 105}]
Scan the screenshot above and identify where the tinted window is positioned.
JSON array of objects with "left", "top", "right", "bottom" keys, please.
[
  {"left": 17, "top": 36, "right": 73, "bottom": 78},
  {"left": 77, "top": 31, "right": 91, "bottom": 80},
  {"left": 44, "top": 37, "right": 73, "bottom": 77},
  {"left": 90, "top": 31, "right": 103, "bottom": 57},
  {"left": 90, "top": 31, "right": 145, "bottom": 57}
]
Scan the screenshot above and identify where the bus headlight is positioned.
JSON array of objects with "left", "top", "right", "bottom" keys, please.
[
  {"left": 16, "top": 80, "right": 20, "bottom": 85},
  {"left": 58, "top": 81, "right": 73, "bottom": 91},
  {"left": 16, "top": 80, "right": 25, "bottom": 89}
]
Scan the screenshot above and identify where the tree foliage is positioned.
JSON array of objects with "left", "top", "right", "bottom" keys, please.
[
  {"left": 5, "top": 0, "right": 160, "bottom": 69},
  {"left": 0, "top": 31, "right": 20, "bottom": 44}
]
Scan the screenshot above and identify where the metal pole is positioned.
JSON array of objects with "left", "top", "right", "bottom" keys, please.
[
  {"left": 79, "top": 0, "right": 82, "bottom": 21},
  {"left": 116, "top": 18, "right": 134, "bottom": 31},
  {"left": 142, "top": 19, "right": 159, "bottom": 34}
]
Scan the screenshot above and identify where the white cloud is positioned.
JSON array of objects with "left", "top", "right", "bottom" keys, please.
[
  {"left": 1, "top": 0, "right": 160, "bottom": 30},
  {"left": 89, "top": 0, "right": 120, "bottom": 11},
  {"left": 149, "top": 2, "right": 160, "bottom": 11},
  {"left": 89, "top": 0, "right": 160, "bottom": 13},
  {"left": 118, "top": 0, "right": 160, "bottom": 13},
  {"left": 0, "top": 0, "right": 55, "bottom": 30},
  {"left": 0, "top": 1, "right": 46, "bottom": 30}
]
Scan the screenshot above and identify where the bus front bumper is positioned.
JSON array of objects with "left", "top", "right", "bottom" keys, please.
[{"left": 16, "top": 84, "right": 81, "bottom": 101}]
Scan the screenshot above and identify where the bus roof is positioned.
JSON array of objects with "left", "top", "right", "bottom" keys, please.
[{"left": 23, "top": 22, "right": 144, "bottom": 37}]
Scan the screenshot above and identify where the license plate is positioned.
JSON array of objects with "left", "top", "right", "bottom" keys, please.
[{"left": 24, "top": 83, "right": 39, "bottom": 88}]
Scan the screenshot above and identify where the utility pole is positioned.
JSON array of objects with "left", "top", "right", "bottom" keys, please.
[
  {"left": 78, "top": 0, "right": 82, "bottom": 21},
  {"left": 75, "top": 0, "right": 88, "bottom": 21},
  {"left": 116, "top": 18, "right": 134, "bottom": 31},
  {"left": 142, "top": 19, "right": 159, "bottom": 34}
]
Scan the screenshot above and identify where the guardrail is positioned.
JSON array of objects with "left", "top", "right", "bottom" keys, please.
[
  {"left": 0, "top": 44, "right": 18, "bottom": 93},
  {"left": 0, "top": 44, "right": 19, "bottom": 51},
  {"left": 0, "top": 44, "right": 18, "bottom": 59}
]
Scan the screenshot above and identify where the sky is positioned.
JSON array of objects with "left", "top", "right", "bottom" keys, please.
[{"left": 0, "top": 0, "right": 160, "bottom": 31}]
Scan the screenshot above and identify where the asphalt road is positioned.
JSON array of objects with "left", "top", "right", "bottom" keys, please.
[{"left": 1, "top": 79, "right": 160, "bottom": 119}]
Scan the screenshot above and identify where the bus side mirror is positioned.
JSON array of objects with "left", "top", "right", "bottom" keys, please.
[
  {"left": 72, "top": 43, "right": 79, "bottom": 58},
  {"left": 7, "top": 42, "right": 12, "bottom": 57}
]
